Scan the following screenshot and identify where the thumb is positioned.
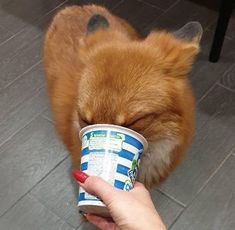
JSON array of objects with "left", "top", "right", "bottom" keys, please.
[{"left": 72, "top": 170, "right": 119, "bottom": 205}]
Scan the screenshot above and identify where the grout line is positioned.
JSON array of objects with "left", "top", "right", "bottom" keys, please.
[
  {"left": 0, "top": 24, "right": 15, "bottom": 47},
  {"left": 41, "top": 113, "right": 53, "bottom": 123},
  {"left": 0, "top": 0, "right": 67, "bottom": 48},
  {"left": 216, "top": 62, "right": 235, "bottom": 93},
  {"left": 230, "top": 145, "right": 235, "bottom": 156},
  {"left": 19, "top": 0, "right": 69, "bottom": 34},
  {"left": 1, "top": 33, "right": 42, "bottom": 65},
  {"left": 157, "top": 189, "right": 186, "bottom": 208},
  {"left": 194, "top": 151, "right": 233, "bottom": 198},
  {"left": 3, "top": 60, "right": 42, "bottom": 90},
  {"left": 136, "top": 0, "right": 164, "bottom": 11},
  {"left": 0, "top": 33, "right": 43, "bottom": 63},
  {"left": 168, "top": 208, "right": 185, "bottom": 230},
  {"left": 76, "top": 223, "right": 87, "bottom": 230},
  {"left": 0, "top": 0, "right": 68, "bottom": 67},
  {"left": 197, "top": 81, "right": 216, "bottom": 104},
  {"left": 0, "top": 155, "right": 69, "bottom": 219},
  {"left": 0, "top": 28, "right": 43, "bottom": 69},
  {"left": 111, "top": 0, "right": 125, "bottom": 10},
  {"left": 168, "top": 152, "right": 233, "bottom": 229},
  {"left": 0, "top": 1, "right": 68, "bottom": 91},
  {"left": 0, "top": 87, "right": 46, "bottom": 150},
  {"left": 4, "top": 82, "right": 45, "bottom": 114},
  {"left": 0, "top": 33, "right": 16, "bottom": 47},
  {"left": 217, "top": 82, "right": 235, "bottom": 93},
  {"left": 42, "top": 0, "right": 69, "bottom": 15},
  {"left": 197, "top": 61, "right": 235, "bottom": 104},
  {"left": 220, "top": 62, "right": 235, "bottom": 78},
  {"left": 142, "top": 0, "right": 181, "bottom": 31},
  {"left": 206, "top": 21, "right": 235, "bottom": 41},
  {"left": 77, "top": 218, "right": 89, "bottom": 230},
  {"left": 28, "top": 193, "right": 76, "bottom": 229},
  {"left": 222, "top": 34, "right": 235, "bottom": 41},
  {"left": 159, "top": 0, "right": 181, "bottom": 14},
  {"left": 134, "top": 0, "right": 180, "bottom": 35},
  {"left": 0, "top": 111, "right": 44, "bottom": 151},
  {"left": 0, "top": 24, "right": 12, "bottom": 33}
]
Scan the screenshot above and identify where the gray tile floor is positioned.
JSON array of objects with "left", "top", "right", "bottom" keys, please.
[{"left": 0, "top": 0, "right": 234, "bottom": 229}]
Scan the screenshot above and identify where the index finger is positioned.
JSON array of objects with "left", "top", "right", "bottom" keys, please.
[{"left": 81, "top": 176, "right": 120, "bottom": 205}]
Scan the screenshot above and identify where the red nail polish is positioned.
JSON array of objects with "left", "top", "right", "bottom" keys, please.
[{"left": 72, "top": 170, "right": 89, "bottom": 183}]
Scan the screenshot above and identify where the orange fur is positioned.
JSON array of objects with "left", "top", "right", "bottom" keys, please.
[{"left": 43, "top": 5, "right": 201, "bottom": 189}]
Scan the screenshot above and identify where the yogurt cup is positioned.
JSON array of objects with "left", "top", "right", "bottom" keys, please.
[{"left": 78, "top": 124, "right": 148, "bottom": 217}]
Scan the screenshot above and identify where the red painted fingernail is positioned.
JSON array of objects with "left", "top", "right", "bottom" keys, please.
[{"left": 72, "top": 170, "right": 89, "bottom": 183}]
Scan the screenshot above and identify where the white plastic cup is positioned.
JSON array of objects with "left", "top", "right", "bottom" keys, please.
[{"left": 78, "top": 124, "right": 148, "bottom": 217}]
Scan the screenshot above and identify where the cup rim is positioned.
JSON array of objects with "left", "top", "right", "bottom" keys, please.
[{"left": 79, "top": 124, "right": 148, "bottom": 151}]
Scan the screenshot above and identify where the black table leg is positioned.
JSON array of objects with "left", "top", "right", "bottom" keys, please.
[{"left": 209, "top": 0, "right": 234, "bottom": 62}]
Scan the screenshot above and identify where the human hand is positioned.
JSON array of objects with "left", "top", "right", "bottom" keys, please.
[{"left": 73, "top": 170, "right": 167, "bottom": 230}]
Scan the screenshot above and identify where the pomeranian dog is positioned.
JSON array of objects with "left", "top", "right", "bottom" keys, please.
[{"left": 43, "top": 5, "right": 202, "bottom": 189}]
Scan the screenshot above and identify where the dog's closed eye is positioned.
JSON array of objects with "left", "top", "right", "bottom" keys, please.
[
  {"left": 125, "top": 113, "right": 157, "bottom": 129},
  {"left": 79, "top": 117, "right": 91, "bottom": 127}
]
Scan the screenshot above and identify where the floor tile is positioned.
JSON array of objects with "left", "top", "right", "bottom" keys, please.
[
  {"left": 219, "top": 63, "right": 235, "bottom": 92},
  {"left": 0, "top": 36, "right": 42, "bottom": 90},
  {"left": 0, "top": 116, "right": 68, "bottom": 216},
  {"left": 113, "top": 0, "right": 163, "bottom": 35},
  {"left": 209, "top": 13, "right": 235, "bottom": 40},
  {"left": 170, "top": 155, "right": 235, "bottom": 230},
  {"left": 0, "top": 87, "right": 48, "bottom": 146},
  {"left": 140, "top": 0, "right": 179, "bottom": 10},
  {"left": 0, "top": 62, "right": 44, "bottom": 123},
  {"left": 231, "top": 148, "right": 235, "bottom": 156},
  {"left": 0, "top": 0, "right": 65, "bottom": 34},
  {"left": 0, "top": 25, "right": 13, "bottom": 45},
  {"left": 77, "top": 222, "right": 98, "bottom": 230},
  {"left": 0, "top": 62, "right": 47, "bottom": 145},
  {"left": 151, "top": 190, "right": 183, "bottom": 228},
  {"left": 143, "top": 0, "right": 218, "bottom": 34},
  {"left": 77, "top": 0, "right": 122, "bottom": 9},
  {"left": 0, "top": 194, "right": 75, "bottom": 230},
  {"left": 0, "top": 0, "right": 12, "bottom": 6},
  {"left": 42, "top": 107, "right": 53, "bottom": 122},
  {"left": 30, "top": 158, "right": 82, "bottom": 228},
  {"left": 0, "top": 3, "right": 63, "bottom": 68},
  {"left": 160, "top": 84, "right": 235, "bottom": 205},
  {"left": 189, "top": 30, "right": 235, "bottom": 101}
]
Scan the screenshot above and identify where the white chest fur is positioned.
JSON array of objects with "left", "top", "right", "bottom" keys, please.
[{"left": 137, "top": 138, "right": 178, "bottom": 188}]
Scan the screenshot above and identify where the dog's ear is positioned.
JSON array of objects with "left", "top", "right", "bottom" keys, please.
[
  {"left": 146, "top": 21, "right": 203, "bottom": 52},
  {"left": 86, "top": 14, "right": 109, "bottom": 34},
  {"left": 145, "top": 22, "right": 203, "bottom": 77},
  {"left": 173, "top": 21, "right": 203, "bottom": 45},
  {"left": 172, "top": 21, "right": 203, "bottom": 58},
  {"left": 78, "top": 14, "right": 109, "bottom": 62}
]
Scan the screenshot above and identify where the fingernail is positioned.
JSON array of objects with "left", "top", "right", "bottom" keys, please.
[
  {"left": 79, "top": 210, "right": 87, "bottom": 216},
  {"left": 72, "top": 170, "right": 89, "bottom": 183}
]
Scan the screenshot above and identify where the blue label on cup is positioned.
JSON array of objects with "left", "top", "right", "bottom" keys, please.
[{"left": 78, "top": 128, "right": 145, "bottom": 204}]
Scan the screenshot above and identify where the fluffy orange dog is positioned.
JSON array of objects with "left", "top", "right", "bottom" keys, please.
[{"left": 43, "top": 5, "right": 202, "bottom": 189}]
